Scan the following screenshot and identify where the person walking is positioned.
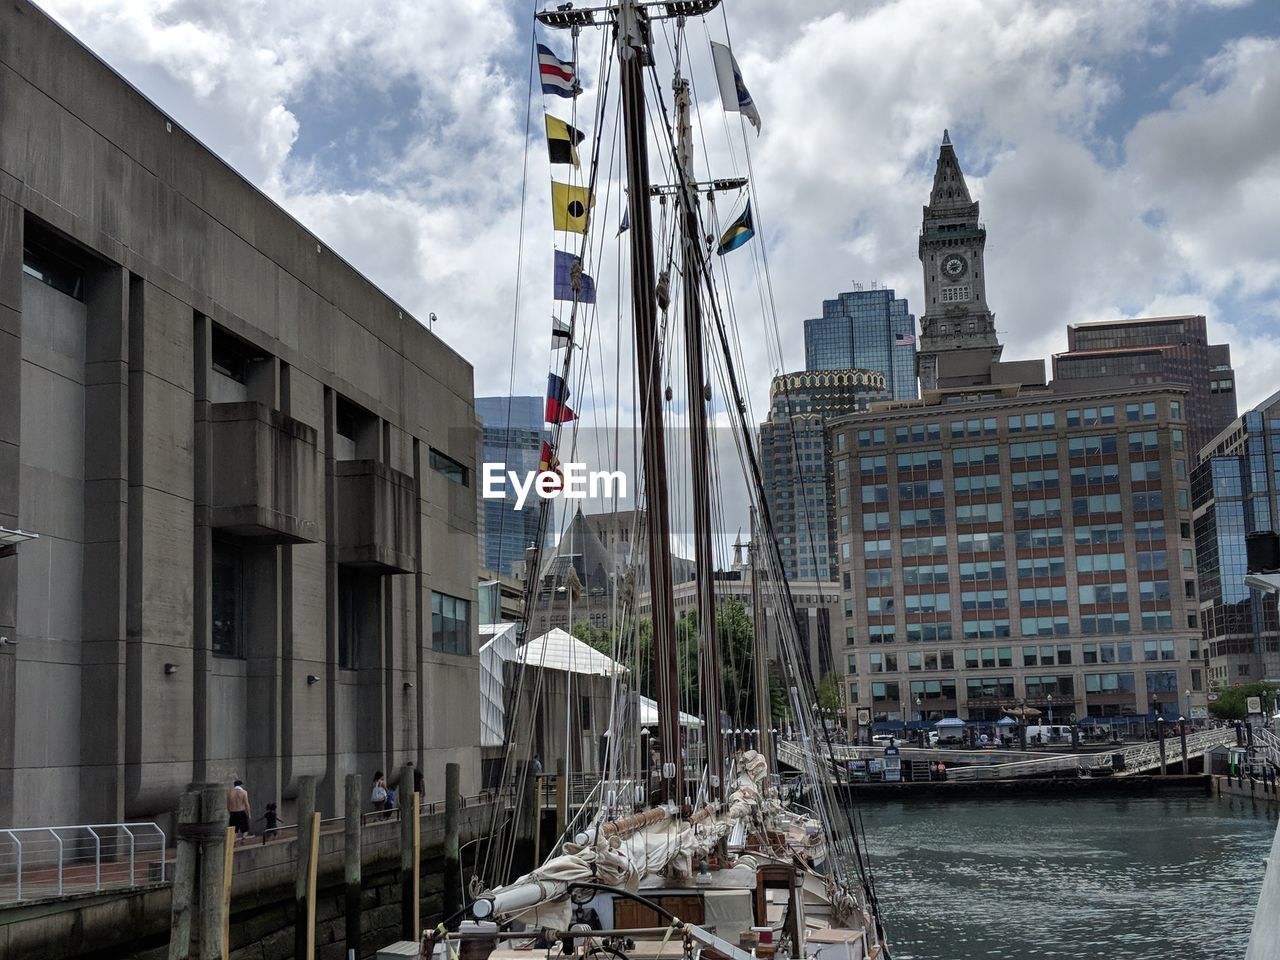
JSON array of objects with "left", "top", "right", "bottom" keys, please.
[
  {"left": 227, "top": 778, "right": 252, "bottom": 843},
  {"left": 371, "top": 770, "right": 392, "bottom": 818}
]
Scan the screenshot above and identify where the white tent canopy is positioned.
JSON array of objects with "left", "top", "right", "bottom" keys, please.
[
  {"left": 513, "top": 628, "right": 628, "bottom": 676},
  {"left": 638, "top": 694, "right": 704, "bottom": 729}
]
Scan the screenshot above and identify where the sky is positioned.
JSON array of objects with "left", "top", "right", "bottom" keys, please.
[{"left": 36, "top": 0, "right": 1280, "bottom": 540}]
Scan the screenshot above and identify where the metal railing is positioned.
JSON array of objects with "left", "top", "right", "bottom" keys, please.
[
  {"left": 1117, "top": 727, "right": 1238, "bottom": 774},
  {"left": 1252, "top": 727, "right": 1280, "bottom": 770},
  {"left": 0, "top": 822, "right": 166, "bottom": 904}
]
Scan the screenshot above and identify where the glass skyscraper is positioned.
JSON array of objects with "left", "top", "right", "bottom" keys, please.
[
  {"left": 804, "top": 288, "right": 918, "bottom": 401},
  {"left": 1193, "top": 390, "right": 1280, "bottom": 685},
  {"left": 476, "top": 396, "right": 551, "bottom": 575}
]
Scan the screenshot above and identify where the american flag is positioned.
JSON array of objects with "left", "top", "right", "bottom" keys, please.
[{"left": 895, "top": 332, "right": 916, "bottom": 347}]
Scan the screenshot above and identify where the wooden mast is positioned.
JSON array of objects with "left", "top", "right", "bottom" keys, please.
[
  {"left": 750, "top": 507, "right": 772, "bottom": 765},
  {"left": 674, "top": 74, "right": 724, "bottom": 802},
  {"left": 616, "top": 0, "right": 682, "bottom": 805}
]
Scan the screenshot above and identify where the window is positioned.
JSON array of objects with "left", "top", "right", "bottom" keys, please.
[
  {"left": 338, "top": 568, "right": 378, "bottom": 669},
  {"left": 431, "top": 591, "right": 471, "bottom": 655},
  {"left": 22, "top": 243, "right": 85, "bottom": 300},
  {"left": 430, "top": 448, "right": 469, "bottom": 486},
  {"left": 941, "top": 284, "right": 970, "bottom": 303},
  {"left": 211, "top": 542, "right": 244, "bottom": 658}
]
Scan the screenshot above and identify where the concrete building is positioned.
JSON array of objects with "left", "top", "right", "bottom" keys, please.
[
  {"left": 526, "top": 509, "right": 617, "bottom": 635},
  {"left": 830, "top": 377, "right": 1205, "bottom": 727},
  {"left": 476, "top": 396, "right": 551, "bottom": 575},
  {"left": 760, "top": 370, "right": 889, "bottom": 581},
  {"left": 1193, "top": 391, "right": 1280, "bottom": 685},
  {"left": 803, "top": 288, "right": 918, "bottom": 401},
  {"left": 1054, "top": 315, "right": 1237, "bottom": 458},
  {"left": 0, "top": 1, "right": 482, "bottom": 826},
  {"left": 915, "top": 131, "right": 1003, "bottom": 393}
]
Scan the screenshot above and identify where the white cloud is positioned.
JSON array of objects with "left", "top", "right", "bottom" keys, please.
[{"left": 36, "top": 0, "right": 1280, "bottom": 426}]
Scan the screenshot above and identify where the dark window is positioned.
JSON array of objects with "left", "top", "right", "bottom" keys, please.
[
  {"left": 432, "top": 591, "right": 470, "bottom": 655},
  {"left": 211, "top": 542, "right": 243, "bottom": 657},
  {"left": 23, "top": 243, "right": 84, "bottom": 300},
  {"left": 430, "top": 448, "right": 469, "bottom": 486},
  {"left": 580, "top": 695, "right": 592, "bottom": 729},
  {"left": 338, "top": 568, "right": 377, "bottom": 669},
  {"left": 210, "top": 326, "right": 265, "bottom": 382}
]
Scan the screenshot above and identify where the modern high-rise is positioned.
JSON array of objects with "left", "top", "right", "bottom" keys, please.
[
  {"left": 760, "top": 370, "right": 889, "bottom": 581},
  {"left": 831, "top": 378, "right": 1206, "bottom": 729},
  {"left": 915, "top": 131, "right": 1003, "bottom": 393},
  {"left": 1192, "top": 391, "right": 1280, "bottom": 685},
  {"left": 1053, "top": 315, "right": 1236, "bottom": 458},
  {"left": 804, "top": 288, "right": 919, "bottom": 401},
  {"left": 476, "top": 396, "right": 551, "bottom": 575}
]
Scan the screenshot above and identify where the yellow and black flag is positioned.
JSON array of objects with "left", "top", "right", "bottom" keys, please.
[
  {"left": 545, "top": 114, "right": 585, "bottom": 167},
  {"left": 551, "top": 181, "right": 593, "bottom": 233}
]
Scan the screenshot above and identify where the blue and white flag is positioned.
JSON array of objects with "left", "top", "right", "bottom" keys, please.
[
  {"left": 711, "top": 41, "right": 761, "bottom": 134},
  {"left": 553, "top": 249, "right": 596, "bottom": 303}
]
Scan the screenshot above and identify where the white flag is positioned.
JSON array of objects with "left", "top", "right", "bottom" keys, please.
[{"left": 711, "top": 41, "right": 761, "bottom": 134}]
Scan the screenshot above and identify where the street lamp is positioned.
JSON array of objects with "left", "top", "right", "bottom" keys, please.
[
  {"left": 1047, "top": 693, "right": 1054, "bottom": 727},
  {"left": 1185, "top": 688, "right": 1192, "bottom": 728}
]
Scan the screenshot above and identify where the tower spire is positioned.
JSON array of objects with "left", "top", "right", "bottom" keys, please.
[{"left": 927, "top": 132, "right": 973, "bottom": 211}]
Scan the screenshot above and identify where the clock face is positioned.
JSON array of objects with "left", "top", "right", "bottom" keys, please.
[{"left": 941, "top": 254, "right": 968, "bottom": 279}]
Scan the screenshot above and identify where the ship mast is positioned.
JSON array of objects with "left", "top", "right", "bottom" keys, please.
[
  {"left": 675, "top": 67, "right": 722, "bottom": 801},
  {"left": 616, "top": 0, "right": 682, "bottom": 805}
]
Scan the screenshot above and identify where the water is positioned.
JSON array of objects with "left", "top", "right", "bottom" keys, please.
[{"left": 851, "top": 794, "right": 1278, "bottom": 959}]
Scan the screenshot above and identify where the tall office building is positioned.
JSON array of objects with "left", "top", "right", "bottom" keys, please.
[
  {"left": 760, "top": 370, "right": 889, "bottom": 581},
  {"left": 831, "top": 378, "right": 1205, "bottom": 728},
  {"left": 804, "top": 289, "right": 919, "bottom": 401},
  {"left": 476, "top": 397, "right": 551, "bottom": 575},
  {"left": 1192, "top": 391, "right": 1280, "bottom": 685},
  {"left": 915, "top": 131, "right": 1003, "bottom": 393},
  {"left": 1053, "top": 315, "right": 1237, "bottom": 458}
]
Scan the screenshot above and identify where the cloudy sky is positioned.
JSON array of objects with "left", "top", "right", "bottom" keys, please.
[{"left": 40, "top": 0, "right": 1280, "bottom": 468}]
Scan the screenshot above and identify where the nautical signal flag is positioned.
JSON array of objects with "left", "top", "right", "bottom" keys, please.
[
  {"left": 551, "top": 317, "right": 573, "bottom": 349},
  {"left": 539, "top": 441, "right": 561, "bottom": 473},
  {"left": 545, "top": 115, "right": 585, "bottom": 167},
  {"left": 553, "top": 250, "right": 596, "bottom": 304},
  {"left": 538, "top": 43, "right": 579, "bottom": 98},
  {"left": 710, "top": 41, "right": 762, "bottom": 134},
  {"left": 546, "top": 373, "right": 577, "bottom": 423},
  {"left": 716, "top": 201, "right": 755, "bottom": 256},
  {"left": 551, "top": 181, "right": 593, "bottom": 233}
]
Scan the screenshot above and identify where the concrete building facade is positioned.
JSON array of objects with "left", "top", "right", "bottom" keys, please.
[
  {"left": 0, "top": 2, "right": 482, "bottom": 826},
  {"left": 1193, "top": 391, "right": 1280, "bottom": 685},
  {"left": 1053, "top": 314, "right": 1237, "bottom": 458},
  {"left": 830, "top": 381, "right": 1206, "bottom": 727}
]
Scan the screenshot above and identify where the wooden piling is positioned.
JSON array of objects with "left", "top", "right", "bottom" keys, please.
[
  {"left": 167, "top": 791, "right": 200, "bottom": 960},
  {"left": 197, "top": 785, "right": 226, "bottom": 960},
  {"left": 221, "top": 826, "right": 235, "bottom": 959},
  {"left": 344, "top": 774, "right": 363, "bottom": 958},
  {"left": 294, "top": 776, "right": 317, "bottom": 960},
  {"left": 400, "top": 762, "right": 416, "bottom": 941},
  {"left": 305, "top": 811, "right": 321, "bottom": 960},
  {"left": 443, "top": 762, "right": 462, "bottom": 923}
]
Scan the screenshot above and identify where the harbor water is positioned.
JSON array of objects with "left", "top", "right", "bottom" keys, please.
[{"left": 853, "top": 794, "right": 1278, "bottom": 959}]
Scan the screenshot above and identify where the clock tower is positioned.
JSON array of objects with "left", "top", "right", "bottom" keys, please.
[{"left": 915, "top": 130, "right": 1002, "bottom": 392}]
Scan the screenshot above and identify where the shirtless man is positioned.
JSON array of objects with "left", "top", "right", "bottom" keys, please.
[{"left": 227, "top": 779, "right": 252, "bottom": 841}]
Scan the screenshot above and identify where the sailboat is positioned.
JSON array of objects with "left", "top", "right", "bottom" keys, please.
[{"left": 434, "top": 3, "right": 891, "bottom": 959}]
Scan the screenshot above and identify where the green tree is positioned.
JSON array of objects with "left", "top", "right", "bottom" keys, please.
[
  {"left": 815, "top": 671, "right": 842, "bottom": 715},
  {"left": 1207, "top": 681, "right": 1280, "bottom": 721}
]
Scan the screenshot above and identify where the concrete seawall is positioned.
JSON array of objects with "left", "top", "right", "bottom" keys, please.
[
  {"left": 0, "top": 802, "right": 499, "bottom": 960},
  {"left": 1215, "top": 775, "right": 1280, "bottom": 807},
  {"left": 832, "top": 774, "right": 1212, "bottom": 801}
]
